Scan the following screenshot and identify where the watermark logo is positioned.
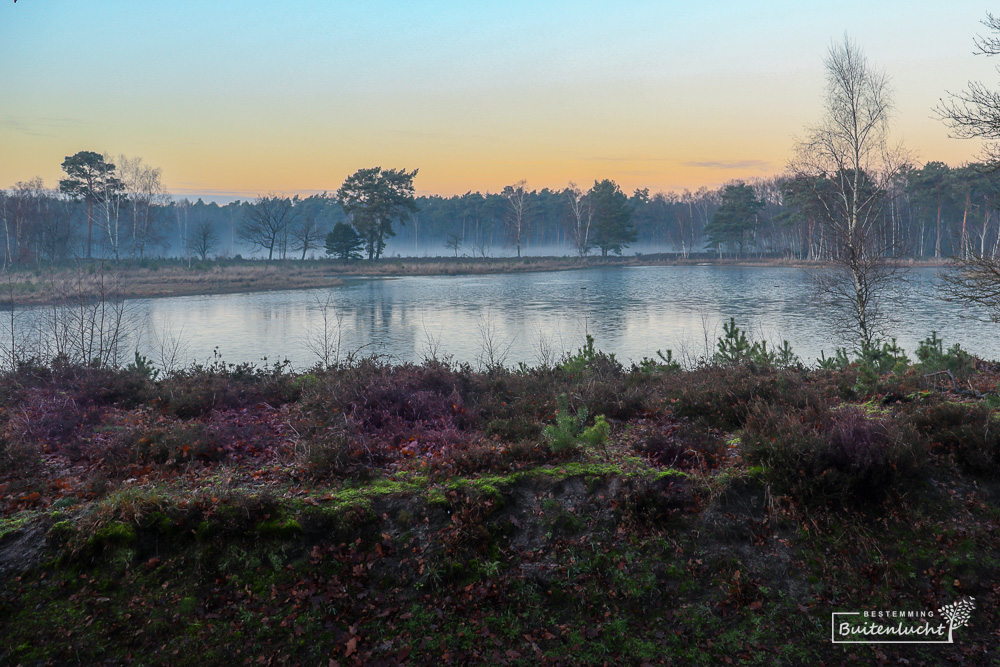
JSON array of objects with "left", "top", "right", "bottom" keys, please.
[{"left": 831, "top": 597, "right": 975, "bottom": 644}]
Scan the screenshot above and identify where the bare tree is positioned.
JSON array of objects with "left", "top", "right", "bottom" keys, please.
[
  {"left": 473, "top": 241, "right": 492, "bottom": 258},
  {"left": 187, "top": 221, "right": 218, "bottom": 261},
  {"left": 304, "top": 293, "right": 344, "bottom": 368},
  {"left": 444, "top": 232, "right": 462, "bottom": 257},
  {"left": 239, "top": 194, "right": 298, "bottom": 261},
  {"left": 565, "top": 182, "right": 594, "bottom": 257},
  {"left": 502, "top": 179, "right": 531, "bottom": 258},
  {"left": 937, "top": 14, "right": 1000, "bottom": 316},
  {"left": 290, "top": 214, "right": 322, "bottom": 260},
  {"left": 937, "top": 13, "right": 1000, "bottom": 163},
  {"left": 40, "top": 262, "right": 144, "bottom": 367},
  {"left": 36, "top": 190, "right": 75, "bottom": 263},
  {"left": 147, "top": 317, "right": 190, "bottom": 375},
  {"left": 0, "top": 269, "right": 26, "bottom": 371},
  {"left": 791, "top": 36, "right": 910, "bottom": 349},
  {"left": 476, "top": 312, "right": 513, "bottom": 371},
  {"left": 940, "top": 251, "right": 1000, "bottom": 321}
]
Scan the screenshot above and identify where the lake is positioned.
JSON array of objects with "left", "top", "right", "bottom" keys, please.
[{"left": 108, "top": 265, "right": 999, "bottom": 370}]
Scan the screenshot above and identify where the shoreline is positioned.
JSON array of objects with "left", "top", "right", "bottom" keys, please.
[{"left": 0, "top": 255, "right": 954, "bottom": 307}]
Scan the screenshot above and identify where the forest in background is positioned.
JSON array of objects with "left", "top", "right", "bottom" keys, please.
[{"left": 3, "top": 159, "right": 1000, "bottom": 265}]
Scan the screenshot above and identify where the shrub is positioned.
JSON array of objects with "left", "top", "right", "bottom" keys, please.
[
  {"left": 814, "top": 341, "right": 909, "bottom": 396},
  {"left": 636, "top": 420, "right": 724, "bottom": 470},
  {"left": 669, "top": 366, "right": 819, "bottom": 430},
  {"left": 559, "top": 334, "right": 600, "bottom": 377},
  {"left": 484, "top": 417, "right": 542, "bottom": 442},
  {"left": 558, "top": 335, "right": 631, "bottom": 384},
  {"left": 860, "top": 339, "right": 910, "bottom": 374},
  {"left": 124, "top": 351, "right": 160, "bottom": 382},
  {"left": 93, "top": 418, "right": 268, "bottom": 468},
  {"left": 305, "top": 430, "right": 391, "bottom": 478},
  {"left": 135, "top": 424, "right": 225, "bottom": 466},
  {"left": 0, "top": 435, "right": 40, "bottom": 474},
  {"left": 560, "top": 334, "right": 624, "bottom": 377},
  {"left": 551, "top": 336, "right": 651, "bottom": 421},
  {"left": 161, "top": 358, "right": 299, "bottom": 418},
  {"left": 470, "top": 367, "right": 560, "bottom": 439},
  {"left": 903, "top": 398, "right": 1000, "bottom": 475},
  {"left": 742, "top": 402, "right": 925, "bottom": 506}
]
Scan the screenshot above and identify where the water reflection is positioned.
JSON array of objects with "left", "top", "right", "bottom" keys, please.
[{"left": 30, "top": 265, "right": 1000, "bottom": 369}]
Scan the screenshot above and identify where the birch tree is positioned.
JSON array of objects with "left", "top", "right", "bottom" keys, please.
[
  {"left": 118, "top": 155, "right": 170, "bottom": 259},
  {"left": 565, "top": 182, "right": 594, "bottom": 257},
  {"left": 791, "top": 36, "right": 909, "bottom": 349},
  {"left": 502, "top": 179, "right": 531, "bottom": 258}
]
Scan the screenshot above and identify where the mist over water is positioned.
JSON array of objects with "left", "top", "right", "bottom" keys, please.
[
  {"left": 379, "top": 241, "right": 683, "bottom": 259},
  {"left": 107, "top": 266, "right": 1000, "bottom": 370}
]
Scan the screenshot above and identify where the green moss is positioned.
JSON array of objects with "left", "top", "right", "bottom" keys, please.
[
  {"left": 90, "top": 521, "right": 137, "bottom": 548},
  {"left": 0, "top": 510, "right": 37, "bottom": 540},
  {"left": 316, "top": 477, "right": 426, "bottom": 515},
  {"left": 446, "top": 474, "right": 510, "bottom": 500},
  {"left": 48, "top": 520, "right": 74, "bottom": 539},
  {"left": 255, "top": 516, "right": 302, "bottom": 539},
  {"left": 426, "top": 488, "right": 449, "bottom": 507},
  {"left": 529, "top": 461, "right": 623, "bottom": 479}
]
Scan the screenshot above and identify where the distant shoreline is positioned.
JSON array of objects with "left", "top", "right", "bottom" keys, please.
[{"left": 0, "top": 255, "right": 953, "bottom": 307}]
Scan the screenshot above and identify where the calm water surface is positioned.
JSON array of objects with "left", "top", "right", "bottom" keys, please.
[{"left": 125, "top": 265, "right": 1000, "bottom": 369}]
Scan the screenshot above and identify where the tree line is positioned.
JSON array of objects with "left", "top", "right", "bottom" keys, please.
[{"left": 7, "top": 159, "right": 1000, "bottom": 266}]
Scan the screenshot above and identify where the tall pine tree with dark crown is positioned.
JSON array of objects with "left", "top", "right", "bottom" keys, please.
[{"left": 589, "top": 179, "right": 636, "bottom": 257}]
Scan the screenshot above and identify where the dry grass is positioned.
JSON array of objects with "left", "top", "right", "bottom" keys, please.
[{"left": 0, "top": 262, "right": 344, "bottom": 306}]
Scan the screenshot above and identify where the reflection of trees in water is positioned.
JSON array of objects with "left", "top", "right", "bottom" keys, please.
[
  {"left": 12, "top": 266, "right": 992, "bottom": 370},
  {"left": 349, "top": 283, "right": 421, "bottom": 358}
]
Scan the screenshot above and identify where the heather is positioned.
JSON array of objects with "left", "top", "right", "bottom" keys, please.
[{"left": 1, "top": 335, "right": 1000, "bottom": 665}]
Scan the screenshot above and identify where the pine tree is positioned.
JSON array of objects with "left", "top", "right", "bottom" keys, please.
[
  {"left": 704, "top": 182, "right": 763, "bottom": 258},
  {"left": 325, "top": 222, "right": 364, "bottom": 261},
  {"left": 589, "top": 179, "right": 635, "bottom": 257}
]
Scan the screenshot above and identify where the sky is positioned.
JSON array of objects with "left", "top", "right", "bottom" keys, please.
[{"left": 2, "top": 1, "right": 999, "bottom": 200}]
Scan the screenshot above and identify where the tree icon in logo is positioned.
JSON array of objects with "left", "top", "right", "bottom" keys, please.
[{"left": 938, "top": 597, "right": 975, "bottom": 643}]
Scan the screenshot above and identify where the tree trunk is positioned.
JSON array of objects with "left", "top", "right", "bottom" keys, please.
[
  {"left": 960, "top": 190, "right": 970, "bottom": 259},
  {"left": 982, "top": 203, "right": 989, "bottom": 256},
  {"left": 935, "top": 194, "right": 942, "bottom": 259},
  {"left": 86, "top": 200, "right": 93, "bottom": 260}
]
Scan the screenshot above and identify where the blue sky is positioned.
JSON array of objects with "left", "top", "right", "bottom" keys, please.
[{"left": 2, "top": 1, "right": 997, "bottom": 198}]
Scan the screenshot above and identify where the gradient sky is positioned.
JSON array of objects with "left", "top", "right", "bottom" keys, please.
[{"left": 2, "top": 1, "right": 998, "bottom": 200}]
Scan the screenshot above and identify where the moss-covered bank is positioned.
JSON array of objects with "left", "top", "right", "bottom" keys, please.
[{"left": 2, "top": 460, "right": 998, "bottom": 665}]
